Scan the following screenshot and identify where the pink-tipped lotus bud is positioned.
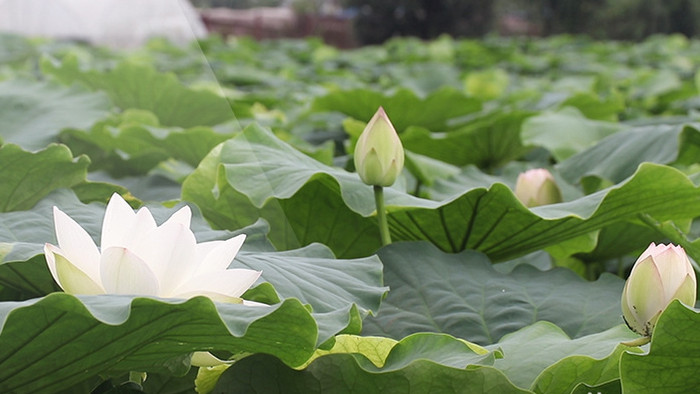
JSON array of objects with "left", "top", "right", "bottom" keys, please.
[
  {"left": 622, "top": 243, "right": 697, "bottom": 337},
  {"left": 514, "top": 168, "right": 563, "bottom": 207}
]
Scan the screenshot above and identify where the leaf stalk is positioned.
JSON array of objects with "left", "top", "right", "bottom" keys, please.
[{"left": 374, "top": 185, "right": 391, "bottom": 246}]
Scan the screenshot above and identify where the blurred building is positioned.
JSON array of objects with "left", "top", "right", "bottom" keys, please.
[
  {"left": 199, "top": 1, "right": 357, "bottom": 48},
  {"left": 0, "top": 0, "right": 207, "bottom": 48}
]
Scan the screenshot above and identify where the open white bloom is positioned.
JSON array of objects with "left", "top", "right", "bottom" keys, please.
[
  {"left": 622, "top": 243, "right": 697, "bottom": 337},
  {"left": 44, "top": 193, "right": 262, "bottom": 303}
]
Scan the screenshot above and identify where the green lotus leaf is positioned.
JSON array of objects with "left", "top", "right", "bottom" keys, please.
[
  {"left": 209, "top": 333, "right": 527, "bottom": 394},
  {"left": 0, "top": 294, "right": 316, "bottom": 393},
  {"left": 362, "top": 242, "right": 624, "bottom": 344},
  {"left": 0, "top": 190, "right": 386, "bottom": 346},
  {"left": 41, "top": 55, "right": 238, "bottom": 128},
  {"left": 312, "top": 87, "right": 481, "bottom": 132},
  {"left": 620, "top": 301, "right": 700, "bottom": 394},
  {"left": 183, "top": 123, "right": 700, "bottom": 261},
  {"left": 0, "top": 79, "right": 110, "bottom": 150},
  {"left": 0, "top": 144, "right": 89, "bottom": 212}
]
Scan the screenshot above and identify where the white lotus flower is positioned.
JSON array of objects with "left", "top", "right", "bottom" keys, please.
[{"left": 44, "top": 193, "right": 262, "bottom": 303}]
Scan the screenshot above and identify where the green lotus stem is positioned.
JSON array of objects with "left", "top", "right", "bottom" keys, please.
[
  {"left": 585, "top": 262, "right": 601, "bottom": 281},
  {"left": 374, "top": 185, "right": 391, "bottom": 246},
  {"left": 413, "top": 180, "right": 422, "bottom": 197},
  {"left": 638, "top": 213, "right": 700, "bottom": 274},
  {"left": 617, "top": 258, "right": 624, "bottom": 278}
]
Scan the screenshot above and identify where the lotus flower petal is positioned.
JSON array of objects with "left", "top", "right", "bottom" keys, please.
[
  {"left": 122, "top": 208, "right": 158, "bottom": 248},
  {"left": 100, "top": 247, "right": 160, "bottom": 295},
  {"left": 129, "top": 222, "right": 197, "bottom": 296},
  {"left": 44, "top": 244, "right": 104, "bottom": 294},
  {"left": 358, "top": 148, "right": 385, "bottom": 185},
  {"left": 243, "top": 300, "right": 270, "bottom": 307},
  {"left": 161, "top": 205, "right": 192, "bottom": 228},
  {"left": 650, "top": 245, "right": 691, "bottom": 300},
  {"left": 194, "top": 234, "right": 246, "bottom": 276},
  {"left": 672, "top": 274, "right": 697, "bottom": 307},
  {"left": 638, "top": 242, "right": 665, "bottom": 261},
  {"left": 53, "top": 207, "right": 101, "bottom": 282},
  {"left": 172, "top": 269, "right": 262, "bottom": 301},
  {"left": 621, "top": 281, "right": 640, "bottom": 334},
  {"left": 624, "top": 256, "right": 665, "bottom": 328},
  {"left": 101, "top": 193, "right": 137, "bottom": 250}
]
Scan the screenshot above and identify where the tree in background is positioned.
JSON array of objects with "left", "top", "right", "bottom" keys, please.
[
  {"left": 346, "top": 0, "right": 700, "bottom": 44},
  {"left": 539, "top": 0, "right": 604, "bottom": 35},
  {"left": 344, "top": 0, "right": 493, "bottom": 44},
  {"left": 537, "top": 0, "right": 698, "bottom": 39},
  {"left": 190, "top": 0, "right": 700, "bottom": 43},
  {"left": 588, "top": 0, "right": 698, "bottom": 40}
]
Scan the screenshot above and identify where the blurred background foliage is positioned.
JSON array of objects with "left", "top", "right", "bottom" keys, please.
[{"left": 191, "top": 0, "right": 700, "bottom": 45}]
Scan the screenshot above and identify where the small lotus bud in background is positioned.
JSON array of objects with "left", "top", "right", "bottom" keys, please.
[
  {"left": 354, "top": 107, "right": 404, "bottom": 187},
  {"left": 514, "top": 168, "right": 563, "bottom": 207},
  {"left": 464, "top": 68, "right": 509, "bottom": 101},
  {"left": 622, "top": 243, "right": 697, "bottom": 337}
]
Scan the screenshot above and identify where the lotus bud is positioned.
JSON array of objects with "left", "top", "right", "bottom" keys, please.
[
  {"left": 622, "top": 243, "right": 697, "bottom": 337},
  {"left": 514, "top": 168, "right": 563, "bottom": 207},
  {"left": 354, "top": 107, "right": 404, "bottom": 187}
]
